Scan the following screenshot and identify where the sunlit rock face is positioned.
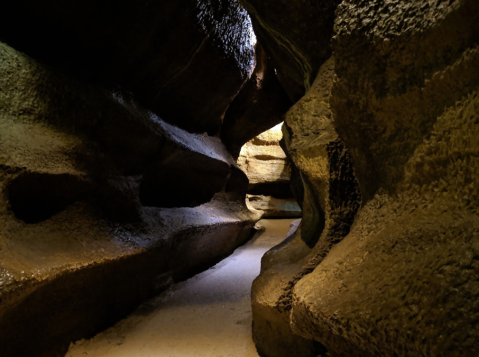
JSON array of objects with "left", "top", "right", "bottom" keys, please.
[
  {"left": 237, "top": 124, "right": 302, "bottom": 217},
  {"left": 238, "top": 124, "right": 291, "bottom": 196},
  {"left": 249, "top": 1, "right": 479, "bottom": 356},
  {"left": 0, "top": 39, "right": 261, "bottom": 357},
  {"left": 0, "top": 0, "right": 255, "bottom": 135},
  {"left": 239, "top": 0, "right": 341, "bottom": 101}
]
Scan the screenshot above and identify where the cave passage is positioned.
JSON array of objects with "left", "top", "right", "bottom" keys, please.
[
  {"left": 65, "top": 219, "right": 297, "bottom": 357},
  {"left": 238, "top": 123, "right": 303, "bottom": 218},
  {"left": 2, "top": 0, "right": 477, "bottom": 356}
]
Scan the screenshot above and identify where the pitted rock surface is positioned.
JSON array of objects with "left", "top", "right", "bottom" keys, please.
[{"left": 289, "top": 1, "right": 479, "bottom": 356}]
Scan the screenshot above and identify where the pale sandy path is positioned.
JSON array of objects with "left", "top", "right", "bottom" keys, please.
[{"left": 65, "top": 219, "right": 295, "bottom": 357}]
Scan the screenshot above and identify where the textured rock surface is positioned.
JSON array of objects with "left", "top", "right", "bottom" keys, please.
[
  {"left": 221, "top": 44, "right": 292, "bottom": 158},
  {"left": 247, "top": 1, "right": 479, "bottom": 356},
  {"left": 0, "top": 0, "right": 255, "bottom": 135},
  {"left": 289, "top": 2, "right": 479, "bottom": 356},
  {"left": 251, "top": 58, "right": 361, "bottom": 357},
  {"left": 0, "top": 41, "right": 261, "bottom": 357},
  {"left": 239, "top": 0, "right": 341, "bottom": 101},
  {"left": 246, "top": 195, "right": 301, "bottom": 218},
  {"left": 237, "top": 124, "right": 294, "bottom": 199}
]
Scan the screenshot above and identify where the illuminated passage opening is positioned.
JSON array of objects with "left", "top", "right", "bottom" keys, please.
[{"left": 237, "top": 123, "right": 302, "bottom": 218}]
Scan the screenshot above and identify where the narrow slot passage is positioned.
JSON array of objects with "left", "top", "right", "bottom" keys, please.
[{"left": 66, "top": 219, "right": 297, "bottom": 357}]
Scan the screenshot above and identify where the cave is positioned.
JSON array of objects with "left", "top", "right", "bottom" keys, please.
[{"left": 0, "top": 1, "right": 478, "bottom": 357}]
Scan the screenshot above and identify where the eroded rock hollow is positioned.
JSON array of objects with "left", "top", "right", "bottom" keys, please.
[{"left": 1, "top": 0, "right": 479, "bottom": 356}]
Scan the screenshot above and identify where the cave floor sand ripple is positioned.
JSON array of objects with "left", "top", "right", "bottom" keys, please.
[{"left": 65, "top": 219, "right": 296, "bottom": 357}]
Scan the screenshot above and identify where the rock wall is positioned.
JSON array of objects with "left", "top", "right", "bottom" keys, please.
[
  {"left": 0, "top": 1, "right": 267, "bottom": 355},
  {"left": 248, "top": 0, "right": 479, "bottom": 356},
  {"left": 246, "top": 195, "right": 301, "bottom": 219},
  {"left": 2, "top": 0, "right": 479, "bottom": 356},
  {"left": 238, "top": 124, "right": 302, "bottom": 218},
  {"left": 0, "top": 0, "right": 255, "bottom": 135}
]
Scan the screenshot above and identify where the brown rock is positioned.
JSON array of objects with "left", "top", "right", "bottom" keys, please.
[
  {"left": 251, "top": 58, "right": 360, "bottom": 357},
  {"left": 289, "top": 1, "right": 479, "bottom": 356}
]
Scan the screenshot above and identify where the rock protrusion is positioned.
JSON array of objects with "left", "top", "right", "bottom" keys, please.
[
  {"left": 289, "top": 2, "right": 479, "bottom": 356},
  {"left": 240, "top": 0, "right": 342, "bottom": 101},
  {"left": 251, "top": 58, "right": 361, "bottom": 357},
  {"left": 221, "top": 44, "right": 292, "bottom": 158}
]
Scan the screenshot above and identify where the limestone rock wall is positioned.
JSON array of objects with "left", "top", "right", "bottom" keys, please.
[
  {"left": 248, "top": 0, "right": 479, "bottom": 356},
  {"left": 291, "top": 2, "right": 479, "bottom": 356},
  {"left": 2, "top": 0, "right": 479, "bottom": 356},
  {"left": 0, "top": 1, "right": 293, "bottom": 355},
  {"left": 238, "top": 125, "right": 291, "bottom": 194}
]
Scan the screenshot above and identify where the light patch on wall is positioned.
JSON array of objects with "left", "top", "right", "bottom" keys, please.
[
  {"left": 237, "top": 122, "right": 289, "bottom": 184},
  {"left": 196, "top": 0, "right": 256, "bottom": 77},
  {"left": 255, "top": 122, "right": 283, "bottom": 143}
]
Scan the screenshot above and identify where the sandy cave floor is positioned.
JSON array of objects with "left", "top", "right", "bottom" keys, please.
[{"left": 65, "top": 219, "right": 296, "bottom": 357}]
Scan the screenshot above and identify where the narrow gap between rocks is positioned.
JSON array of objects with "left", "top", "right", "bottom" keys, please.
[
  {"left": 65, "top": 219, "right": 298, "bottom": 357},
  {"left": 238, "top": 123, "right": 303, "bottom": 218}
]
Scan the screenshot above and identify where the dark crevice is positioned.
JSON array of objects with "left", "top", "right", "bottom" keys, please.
[{"left": 139, "top": 158, "right": 231, "bottom": 208}]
